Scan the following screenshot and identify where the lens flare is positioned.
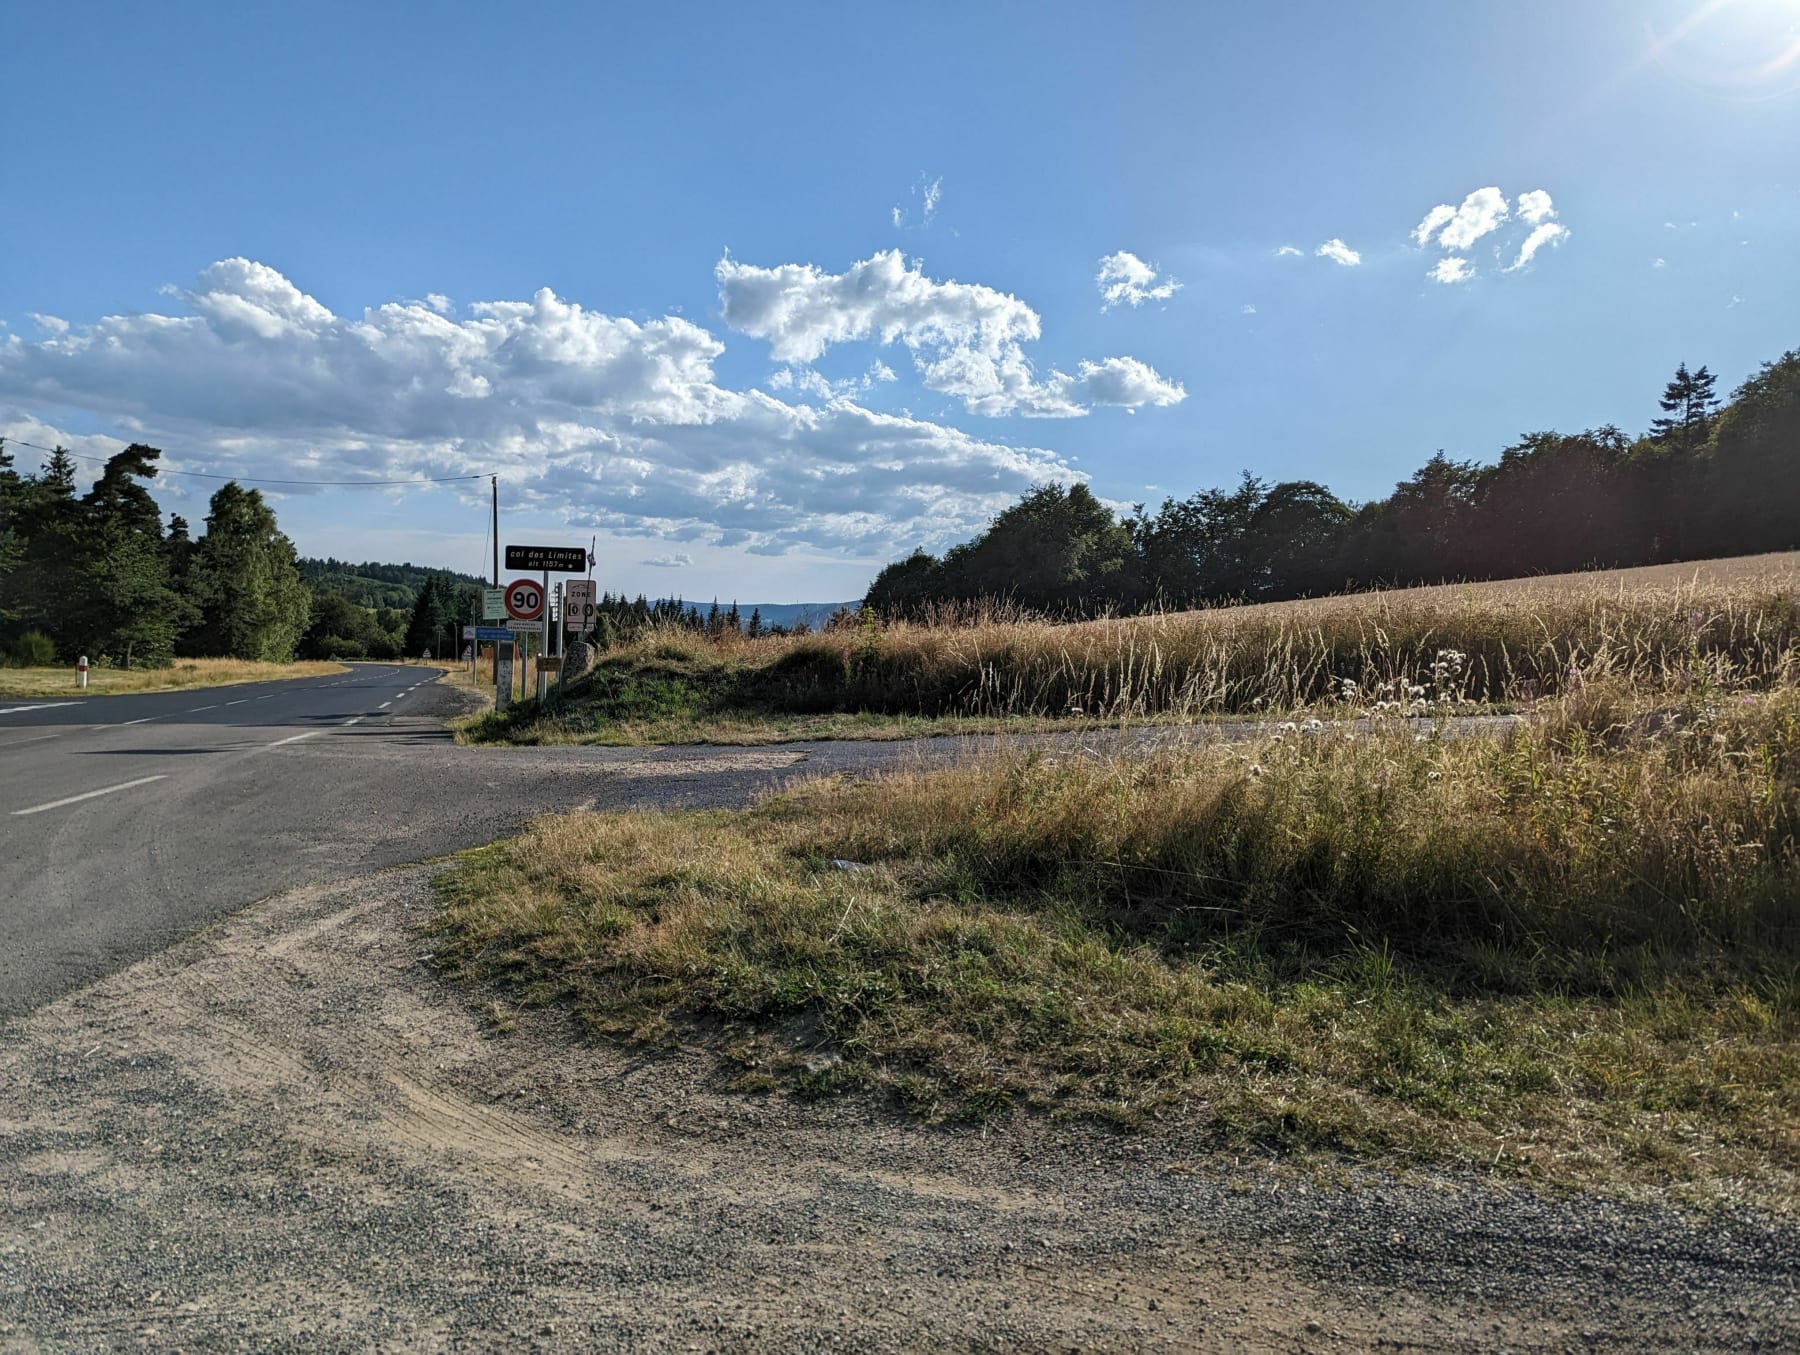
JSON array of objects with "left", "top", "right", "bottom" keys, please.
[{"left": 1646, "top": 0, "right": 1800, "bottom": 100}]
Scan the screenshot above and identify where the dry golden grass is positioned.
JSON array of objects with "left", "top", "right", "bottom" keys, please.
[
  {"left": 463, "top": 551, "right": 1800, "bottom": 746},
  {"left": 439, "top": 673, "right": 1800, "bottom": 1204},
  {"left": 0, "top": 657, "right": 347, "bottom": 699}
]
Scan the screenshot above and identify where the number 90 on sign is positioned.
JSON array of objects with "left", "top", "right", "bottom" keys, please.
[{"left": 503, "top": 578, "right": 545, "bottom": 621}]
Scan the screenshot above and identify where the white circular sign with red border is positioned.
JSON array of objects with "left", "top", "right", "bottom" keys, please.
[{"left": 503, "top": 578, "right": 545, "bottom": 621}]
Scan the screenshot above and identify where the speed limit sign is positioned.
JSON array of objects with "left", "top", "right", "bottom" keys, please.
[{"left": 503, "top": 577, "right": 545, "bottom": 621}]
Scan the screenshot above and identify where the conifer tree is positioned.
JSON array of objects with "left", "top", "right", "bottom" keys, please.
[
  {"left": 1649, "top": 362, "right": 1719, "bottom": 450},
  {"left": 186, "top": 482, "right": 311, "bottom": 660}
]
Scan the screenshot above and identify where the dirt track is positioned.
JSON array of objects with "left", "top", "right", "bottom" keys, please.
[{"left": 2, "top": 866, "right": 1795, "bottom": 1352}]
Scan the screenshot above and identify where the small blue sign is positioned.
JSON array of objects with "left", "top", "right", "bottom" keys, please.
[{"left": 474, "top": 626, "right": 518, "bottom": 643}]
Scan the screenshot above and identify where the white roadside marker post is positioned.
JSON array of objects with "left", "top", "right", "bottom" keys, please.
[{"left": 77, "top": 655, "right": 89, "bottom": 690}]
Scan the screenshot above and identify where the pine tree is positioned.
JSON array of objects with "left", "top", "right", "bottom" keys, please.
[
  {"left": 746, "top": 607, "right": 763, "bottom": 639},
  {"left": 7, "top": 446, "right": 86, "bottom": 650},
  {"left": 72, "top": 444, "right": 193, "bottom": 666},
  {"left": 1649, "top": 362, "right": 1720, "bottom": 450},
  {"left": 404, "top": 577, "right": 448, "bottom": 657},
  {"left": 0, "top": 439, "right": 24, "bottom": 619},
  {"left": 186, "top": 483, "right": 312, "bottom": 660}
]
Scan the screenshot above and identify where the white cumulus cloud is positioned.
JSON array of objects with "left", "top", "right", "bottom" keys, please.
[
  {"left": 641, "top": 552, "right": 693, "bottom": 568},
  {"left": 0, "top": 258, "right": 1093, "bottom": 559},
  {"left": 1274, "top": 245, "right": 1304, "bottom": 258},
  {"left": 1316, "top": 239, "right": 1361, "bottom": 267},
  {"left": 1095, "top": 251, "right": 1182, "bottom": 309},
  {"left": 1516, "top": 189, "right": 1556, "bottom": 224},
  {"left": 1066, "top": 357, "right": 1185, "bottom": 409},
  {"left": 1413, "top": 184, "right": 1571, "bottom": 284},
  {"left": 717, "top": 249, "right": 1184, "bottom": 418},
  {"left": 1506, "top": 221, "right": 1570, "bottom": 271},
  {"left": 1413, "top": 187, "right": 1510, "bottom": 251}
]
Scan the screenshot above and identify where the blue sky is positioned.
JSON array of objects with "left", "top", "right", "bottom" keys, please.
[{"left": 3, "top": 0, "right": 1796, "bottom": 602}]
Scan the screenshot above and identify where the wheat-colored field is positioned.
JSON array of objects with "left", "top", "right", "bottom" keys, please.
[
  {"left": 440, "top": 551, "right": 1800, "bottom": 1198},
  {"left": 0, "top": 658, "right": 347, "bottom": 699},
  {"left": 470, "top": 551, "right": 1800, "bottom": 747}
]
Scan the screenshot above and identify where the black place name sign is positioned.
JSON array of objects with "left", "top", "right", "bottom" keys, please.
[{"left": 504, "top": 545, "right": 588, "bottom": 572}]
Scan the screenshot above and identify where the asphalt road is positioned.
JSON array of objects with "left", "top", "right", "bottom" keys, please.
[{"left": 0, "top": 664, "right": 856, "bottom": 1015}]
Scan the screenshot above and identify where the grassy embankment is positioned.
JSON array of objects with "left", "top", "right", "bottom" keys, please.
[
  {"left": 459, "top": 552, "right": 1800, "bottom": 747},
  {"left": 0, "top": 657, "right": 348, "bottom": 699},
  {"left": 438, "top": 557, "right": 1800, "bottom": 1204}
]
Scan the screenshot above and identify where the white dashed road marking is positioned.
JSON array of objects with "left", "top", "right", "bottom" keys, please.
[
  {"left": 0, "top": 703, "right": 80, "bottom": 717},
  {"left": 12, "top": 775, "right": 168, "bottom": 817},
  {"left": 262, "top": 732, "right": 319, "bottom": 750}
]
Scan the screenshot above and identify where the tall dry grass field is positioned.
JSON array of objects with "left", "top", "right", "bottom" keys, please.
[
  {"left": 439, "top": 673, "right": 1800, "bottom": 1200},
  {"left": 469, "top": 552, "right": 1800, "bottom": 746},
  {"left": 439, "top": 555, "right": 1800, "bottom": 1198}
]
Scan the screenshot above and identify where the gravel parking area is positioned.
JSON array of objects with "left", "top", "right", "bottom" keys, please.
[{"left": 1, "top": 866, "right": 1794, "bottom": 1352}]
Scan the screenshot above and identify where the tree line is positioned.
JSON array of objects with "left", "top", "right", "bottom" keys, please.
[
  {"left": 0, "top": 442, "right": 314, "bottom": 667},
  {"left": 866, "top": 352, "right": 1800, "bottom": 617},
  {"left": 0, "top": 439, "right": 488, "bottom": 668},
  {"left": 581, "top": 593, "right": 805, "bottom": 647}
]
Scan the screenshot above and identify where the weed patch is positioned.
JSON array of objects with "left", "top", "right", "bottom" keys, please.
[{"left": 435, "top": 689, "right": 1800, "bottom": 1203}]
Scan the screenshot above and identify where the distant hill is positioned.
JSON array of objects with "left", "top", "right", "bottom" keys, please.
[
  {"left": 662, "top": 599, "right": 861, "bottom": 630},
  {"left": 299, "top": 558, "right": 488, "bottom": 610}
]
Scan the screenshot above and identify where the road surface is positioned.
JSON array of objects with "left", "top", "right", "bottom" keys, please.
[{"left": 0, "top": 664, "right": 836, "bottom": 1014}]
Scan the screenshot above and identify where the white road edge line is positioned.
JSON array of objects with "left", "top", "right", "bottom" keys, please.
[
  {"left": 188, "top": 704, "right": 218, "bottom": 712},
  {"left": 379, "top": 701, "right": 391, "bottom": 708},
  {"left": 343, "top": 717, "right": 362, "bottom": 727},
  {"left": 12, "top": 775, "right": 169, "bottom": 817},
  {"left": 121, "top": 716, "right": 159, "bottom": 726},
  {"left": 226, "top": 699, "right": 249, "bottom": 706},
  {"left": 263, "top": 731, "right": 320, "bottom": 750},
  {"left": 0, "top": 702, "right": 81, "bottom": 716}
]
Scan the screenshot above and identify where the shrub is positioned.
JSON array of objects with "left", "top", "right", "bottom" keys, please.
[{"left": 8, "top": 631, "right": 56, "bottom": 667}]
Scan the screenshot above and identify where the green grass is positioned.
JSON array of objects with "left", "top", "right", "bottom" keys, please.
[{"left": 435, "top": 682, "right": 1800, "bottom": 1205}]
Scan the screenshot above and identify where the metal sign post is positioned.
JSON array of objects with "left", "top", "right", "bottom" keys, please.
[{"left": 537, "top": 569, "right": 552, "bottom": 702}]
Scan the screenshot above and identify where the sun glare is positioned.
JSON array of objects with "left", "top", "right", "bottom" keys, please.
[{"left": 1646, "top": 0, "right": 1800, "bottom": 98}]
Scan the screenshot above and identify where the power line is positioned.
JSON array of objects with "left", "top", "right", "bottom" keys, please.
[{"left": 0, "top": 437, "right": 488, "bottom": 487}]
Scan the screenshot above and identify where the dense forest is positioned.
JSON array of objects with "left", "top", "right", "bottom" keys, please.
[
  {"left": 296, "top": 558, "right": 487, "bottom": 611},
  {"left": 0, "top": 441, "right": 486, "bottom": 667},
  {"left": 866, "top": 351, "right": 1800, "bottom": 617}
]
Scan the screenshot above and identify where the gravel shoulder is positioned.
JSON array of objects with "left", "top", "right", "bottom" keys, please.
[{"left": 2, "top": 867, "right": 1795, "bottom": 1352}]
